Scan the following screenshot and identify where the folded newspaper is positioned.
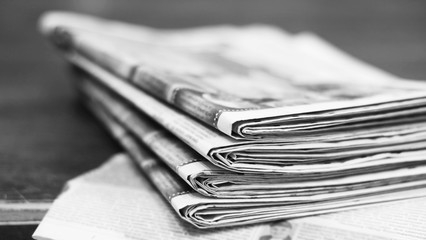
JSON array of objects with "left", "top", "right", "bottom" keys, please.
[
  {"left": 39, "top": 12, "right": 426, "bottom": 175},
  {"left": 33, "top": 153, "right": 426, "bottom": 240},
  {"left": 40, "top": 11, "right": 426, "bottom": 140}
]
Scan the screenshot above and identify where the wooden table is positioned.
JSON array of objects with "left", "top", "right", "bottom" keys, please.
[{"left": 1, "top": 0, "right": 425, "bottom": 239}]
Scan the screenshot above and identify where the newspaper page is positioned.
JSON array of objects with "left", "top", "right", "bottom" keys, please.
[
  {"left": 78, "top": 70, "right": 426, "bottom": 201},
  {"left": 40, "top": 11, "right": 426, "bottom": 139},
  {"left": 81, "top": 94, "right": 426, "bottom": 228},
  {"left": 33, "top": 153, "right": 426, "bottom": 240}
]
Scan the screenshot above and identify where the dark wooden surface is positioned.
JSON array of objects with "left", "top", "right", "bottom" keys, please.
[{"left": 1, "top": 0, "right": 426, "bottom": 239}]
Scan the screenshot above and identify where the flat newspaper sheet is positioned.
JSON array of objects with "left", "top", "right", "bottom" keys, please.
[
  {"left": 76, "top": 69, "right": 426, "bottom": 200},
  {"left": 39, "top": 12, "right": 426, "bottom": 175},
  {"left": 40, "top": 11, "right": 426, "bottom": 139},
  {"left": 33, "top": 153, "right": 426, "bottom": 240},
  {"left": 79, "top": 89, "right": 426, "bottom": 228}
]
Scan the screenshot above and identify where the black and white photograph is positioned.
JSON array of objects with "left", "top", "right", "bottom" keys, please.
[{"left": 1, "top": 1, "right": 426, "bottom": 239}]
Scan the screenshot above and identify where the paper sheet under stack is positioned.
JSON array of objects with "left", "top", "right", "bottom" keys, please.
[{"left": 33, "top": 154, "right": 426, "bottom": 240}]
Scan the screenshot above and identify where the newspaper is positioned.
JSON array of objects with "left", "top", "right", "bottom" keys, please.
[
  {"left": 33, "top": 153, "right": 426, "bottom": 240},
  {"left": 78, "top": 91, "right": 426, "bottom": 228},
  {"left": 76, "top": 70, "right": 426, "bottom": 201},
  {"left": 40, "top": 11, "right": 426, "bottom": 139}
]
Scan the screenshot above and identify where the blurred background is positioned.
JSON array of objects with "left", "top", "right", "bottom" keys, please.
[{"left": 0, "top": 0, "right": 425, "bottom": 239}]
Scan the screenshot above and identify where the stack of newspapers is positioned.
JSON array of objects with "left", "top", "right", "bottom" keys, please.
[{"left": 39, "top": 12, "right": 426, "bottom": 229}]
